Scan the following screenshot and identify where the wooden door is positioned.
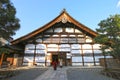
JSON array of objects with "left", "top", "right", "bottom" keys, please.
[{"left": 59, "top": 53, "right": 67, "bottom": 66}]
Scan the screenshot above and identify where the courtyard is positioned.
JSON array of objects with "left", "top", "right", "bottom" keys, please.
[{"left": 0, "top": 66, "right": 118, "bottom": 80}]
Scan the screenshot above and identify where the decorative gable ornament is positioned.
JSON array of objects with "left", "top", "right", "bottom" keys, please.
[{"left": 61, "top": 17, "right": 67, "bottom": 23}]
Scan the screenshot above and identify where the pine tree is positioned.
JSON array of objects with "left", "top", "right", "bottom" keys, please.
[
  {"left": 0, "top": 0, "right": 20, "bottom": 46},
  {"left": 95, "top": 14, "right": 120, "bottom": 60},
  {"left": 0, "top": 0, "right": 20, "bottom": 67}
]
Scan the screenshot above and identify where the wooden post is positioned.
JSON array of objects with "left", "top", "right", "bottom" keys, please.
[
  {"left": 0, "top": 53, "right": 5, "bottom": 68},
  {"left": 13, "top": 54, "right": 18, "bottom": 68},
  {"left": 104, "top": 53, "right": 107, "bottom": 70}
]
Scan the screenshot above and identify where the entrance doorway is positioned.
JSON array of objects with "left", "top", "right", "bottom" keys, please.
[
  {"left": 52, "top": 52, "right": 69, "bottom": 66},
  {"left": 52, "top": 54, "right": 58, "bottom": 62}
]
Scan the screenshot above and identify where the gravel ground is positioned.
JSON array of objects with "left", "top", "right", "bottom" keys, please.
[
  {"left": 67, "top": 68, "right": 117, "bottom": 80},
  {"left": 1, "top": 67, "right": 48, "bottom": 80}
]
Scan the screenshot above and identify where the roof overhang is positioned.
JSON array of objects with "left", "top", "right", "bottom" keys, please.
[{"left": 11, "top": 9, "right": 98, "bottom": 45}]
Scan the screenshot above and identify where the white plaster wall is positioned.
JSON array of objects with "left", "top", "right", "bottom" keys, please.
[
  {"left": 93, "top": 50, "right": 102, "bottom": 54},
  {"left": 83, "top": 50, "right": 93, "bottom": 54},
  {"left": 35, "top": 56, "right": 45, "bottom": 62},
  {"left": 84, "top": 57, "right": 94, "bottom": 62},
  {"left": 72, "top": 57, "right": 82, "bottom": 62},
  {"left": 82, "top": 44, "right": 92, "bottom": 49},
  {"left": 36, "top": 50, "right": 46, "bottom": 54},
  {"left": 71, "top": 44, "right": 81, "bottom": 49},
  {"left": 59, "top": 48, "right": 71, "bottom": 51},
  {"left": 71, "top": 50, "right": 82, "bottom": 54},
  {"left": 66, "top": 28, "right": 74, "bottom": 32},
  {"left": 59, "top": 44, "right": 70, "bottom": 47},
  {"left": 75, "top": 29, "right": 83, "bottom": 33},
  {"left": 36, "top": 44, "right": 46, "bottom": 49},
  {"left": 23, "top": 56, "right": 34, "bottom": 62},
  {"left": 36, "top": 39, "right": 42, "bottom": 43},
  {"left": 47, "top": 44, "right": 58, "bottom": 47},
  {"left": 25, "top": 44, "right": 35, "bottom": 49},
  {"left": 54, "top": 28, "right": 62, "bottom": 32},
  {"left": 93, "top": 44, "right": 101, "bottom": 49},
  {"left": 86, "top": 38, "right": 92, "bottom": 43},
  {"left": 47, "top": 48, "right": 59, "bottom": 51},
  {"left": 24, "top": 50, "right": 34, "bottom": 54}
]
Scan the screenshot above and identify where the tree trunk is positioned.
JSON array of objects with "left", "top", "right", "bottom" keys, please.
[
  {"left": 0, "top": 53, "right": 5, "bottom": 68},
  {"left": 103, "top": 53, "right": 108, "bottom": 70}
]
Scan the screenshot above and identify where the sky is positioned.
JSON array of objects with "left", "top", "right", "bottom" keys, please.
[{"left": 11, "top": 0, "right": 120, "bottom": 39}]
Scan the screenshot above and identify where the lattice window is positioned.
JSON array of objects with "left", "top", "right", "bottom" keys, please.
[{"left": 43, "top": 38, "right": 51, "bottom": 43}]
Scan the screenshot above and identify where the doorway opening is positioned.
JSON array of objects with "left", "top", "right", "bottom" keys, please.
[
  {"left": 52, "top": 54, "right": 58, "bottom": 63},
  {"left": 58, "top": 52, "right": 67, "bottom": 66},
  {"left": 51, "top": 52, "right": 71, "bottom": 66}
]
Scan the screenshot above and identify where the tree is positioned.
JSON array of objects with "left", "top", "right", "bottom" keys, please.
[
  {"left": 0, "top": 0, "right": 20, "bottom": 67},
  {"left": 94, "top": 14, "right": 120, "bottom": 61},
  {"left": 0, "top": 0, "right": 20, "bottom": 47}
]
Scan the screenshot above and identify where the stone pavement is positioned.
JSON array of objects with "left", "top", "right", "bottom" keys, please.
[
  {"left": 0, "top": 67, "right": 48, "bottom": 80},
  {"left": 34, "top": 67, "right": 68, "bottom": 80},
  {"left": 0, "top": 66, "right": 117, "bottom": 80},
  {"left": 67, "top": 67, "right": 117, "bottom": 80},
  {"left": 34, "top": 66, "right": 117, "bottom": 80}
]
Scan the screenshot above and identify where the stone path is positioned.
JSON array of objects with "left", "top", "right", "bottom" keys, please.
[
  {"left": 34, "top": 67, "right": 68, "bottom": 80},
  {"left": 34, "top": 66, "right": 117, "bottom": 80},
  {"left": 0, "top": 66, "right": 117, "bottom": 80}
]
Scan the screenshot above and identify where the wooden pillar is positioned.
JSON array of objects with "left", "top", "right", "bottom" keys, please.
[
  {"left": 104, "top": 53, "right": 107, "bottom": 70},
  {"left": 0, "top": 53, "right": 5, "bottom": 67},
  {"left": 13, "top": 54, "right": 18, "bottom": 67},
  {"left": 93, "top": 44, "right": 96, "bottom": 66},
  {"left": 45, "top": 44, "right": 47, "bottom": 66},
  {"left": 81, "top": 45, "right": 84, "bottom": 66},
  {"left": 33, "top": 43, "right": 36, "bottom": 65}
]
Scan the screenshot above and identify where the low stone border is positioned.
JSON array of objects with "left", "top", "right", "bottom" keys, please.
[{"left": 101, "top": 68, "right": 120, "bottom": 80}]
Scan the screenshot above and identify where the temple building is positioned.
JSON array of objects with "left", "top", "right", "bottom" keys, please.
[{"left": 11, "top": 9, "right": 112, "bottom": 67}]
